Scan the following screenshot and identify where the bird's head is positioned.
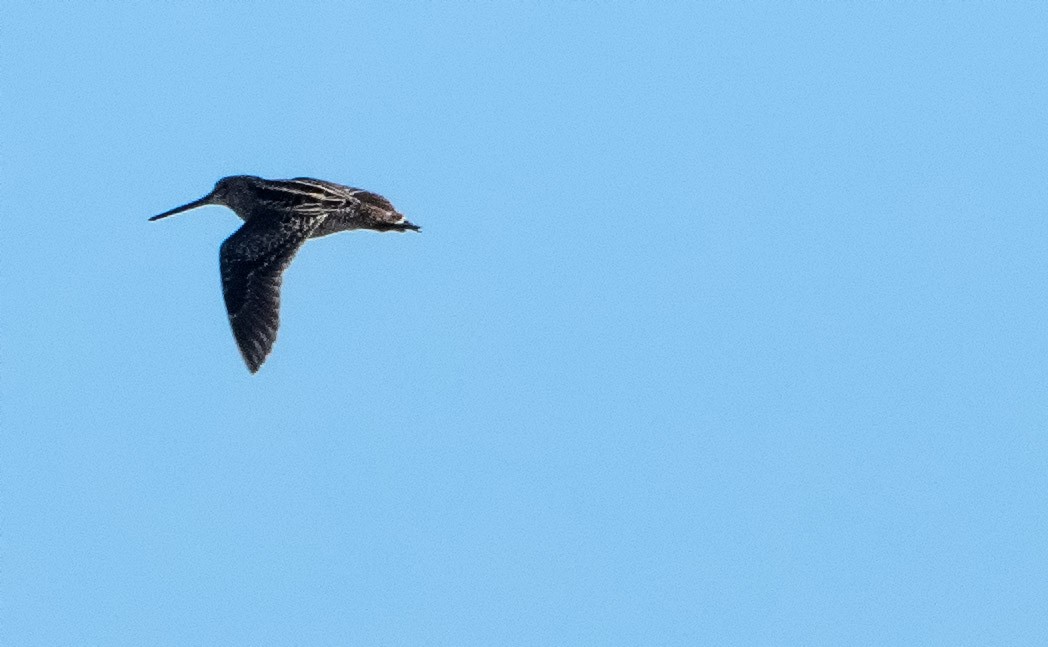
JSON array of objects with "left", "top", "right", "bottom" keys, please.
[{"left": 149, "top": 175, "right": 261, "bottom": 221}]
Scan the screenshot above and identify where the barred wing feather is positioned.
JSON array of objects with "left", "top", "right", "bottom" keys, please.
[{"left": 219, "top": 215, "right": 324, "bottom": 373}]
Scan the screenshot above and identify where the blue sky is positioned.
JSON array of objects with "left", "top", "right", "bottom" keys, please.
[{"left": 3, "top": 2, "right": 1047, "bottom": 644}]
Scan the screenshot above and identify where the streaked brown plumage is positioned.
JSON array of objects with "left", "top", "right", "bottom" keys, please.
[{"left": 149, "top": 175, "right": 419, "bottom": 373}]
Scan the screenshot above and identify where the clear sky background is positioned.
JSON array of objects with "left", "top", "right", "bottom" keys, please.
[{"left": 2, "top": 3, "right": 1047, "bottom": 645}]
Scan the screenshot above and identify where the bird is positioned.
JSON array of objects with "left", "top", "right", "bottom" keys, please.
[{"left": 149, "top": 175, "right": 419, "bottom": 373}]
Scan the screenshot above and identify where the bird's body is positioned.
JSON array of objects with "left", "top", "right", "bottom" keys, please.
[{"left": 150, "top": 175, "right": 418, "bottom": 373}]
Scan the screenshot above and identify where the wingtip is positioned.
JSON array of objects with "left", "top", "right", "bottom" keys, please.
[
  {"left": 243, "top": 354, "right": 265, "bottom": 374},
  {"left": 237, "top": 346, "right": 267, "bottom": 374}
]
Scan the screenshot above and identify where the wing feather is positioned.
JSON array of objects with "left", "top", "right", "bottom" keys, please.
[{"left": 219, "top": 215, "right": 324, "bottom": 373}]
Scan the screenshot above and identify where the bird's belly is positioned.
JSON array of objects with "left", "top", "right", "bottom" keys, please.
[{"left": 309, "top": 218, "right": 360, "bottom": 238}]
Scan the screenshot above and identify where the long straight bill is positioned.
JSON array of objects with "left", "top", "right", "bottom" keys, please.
[{"left": 149, "top": 193, "right": 215, "bottom": 221}]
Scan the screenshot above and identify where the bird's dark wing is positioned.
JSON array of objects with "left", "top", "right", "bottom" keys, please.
[
  {"left": 219, "top": 214, "right": 325, "bottom": 373},
  {"left": 289, "top": 177, "right": 361, "bottom": 200},
  {"left": 290, "top": 177, "right": 396, "bottom": 212}
]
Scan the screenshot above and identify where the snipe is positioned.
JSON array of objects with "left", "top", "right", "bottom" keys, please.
[{"left": 150, "top": 175, "right": 419, "bottom": 373}]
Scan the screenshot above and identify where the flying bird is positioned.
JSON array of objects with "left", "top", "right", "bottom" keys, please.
[{"left": 150, "top": 175, "right": 419, "bottom": 373}]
